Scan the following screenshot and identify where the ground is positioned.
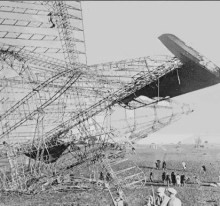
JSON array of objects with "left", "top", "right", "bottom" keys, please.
[{"left": 1, "top": 144, "right": 220, "bottom": 206}]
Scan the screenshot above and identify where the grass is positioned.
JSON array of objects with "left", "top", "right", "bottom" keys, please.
[{"left": 1, "top": 144, "right": 220, "bottom": 206}]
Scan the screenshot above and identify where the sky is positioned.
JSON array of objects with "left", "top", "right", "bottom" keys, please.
[{"left": 81, "top": 1, "right": 220, "bottom": 144}]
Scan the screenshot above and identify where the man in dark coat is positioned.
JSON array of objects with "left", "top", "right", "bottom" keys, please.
[
  {"left": 162, "top": 171, "right": 166, "bottom": 184},
  {"left": 171, "top": 172, "right": 176, "bottom": 186},
  {"left": 162, "top": 161, "right": 166, "bottom": 170},
  {"left": 150, "top": 171, "right": 154, "bottom": 182},
  {"left": 180, "top": 174, "right": 186, "bottom": 186},
  {"left": 157, "top": 160, "right": 161, "bottom": 170},
  {"left": 201, "top": 165, "right": 207, "bottom": 174},
  {"left": 166, "top": 173, "right": 171, "bottom": 187}
]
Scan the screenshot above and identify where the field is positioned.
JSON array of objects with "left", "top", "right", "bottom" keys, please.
[{"left": 1, "top": 143, "right": 220, "bottom": 206}]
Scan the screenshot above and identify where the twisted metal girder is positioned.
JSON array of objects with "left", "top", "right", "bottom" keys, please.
[
  {"left": 43, "top": 58, "right": 182, "bottom": 142},
  {"left": 0, "top": 69, "right": 81, "bottom": 139}
]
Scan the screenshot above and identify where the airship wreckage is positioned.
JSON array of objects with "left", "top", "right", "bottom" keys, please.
[{"left": 0, "top": 0, "right": 219, "bottom": 197}]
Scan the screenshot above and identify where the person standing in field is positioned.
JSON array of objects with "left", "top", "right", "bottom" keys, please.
[
  {"left": 99, "top": 171, "right": 104, "bottom": 180},
  {"left": 165, "top": 173, "right": 171, "bottom": 187},
  {"left": 131, "top": 146, "right": 136, "bottom": 154},
  {"left": 201, "top": 165, "right": 206, "bottom": 174},
  {"left": 176, "top": 174, "right": 181, "bottom": 187},
  {"left": 162, "top": 171, "right": 166, "bottom": 184},
  {"left": 150, "top": 171, "right": 154, "bottom": 182},
  {"left": 106, "top": 172, "right": 111, "bottom": 182},
  {"left": 171, "top": 172, "right": 176, "bottom": 186},
  {"left": 181, "top": 162, "right": 186, "bottom": 171},
  {"left": 180, "top": 174, "right": 186, "bottom": 187},
  {"left": 157, "top": 160, "right": 161, "bottom": 170},
  {"left": 155, "top": 161, "right": 158, "bottom": 170},
  {"left": 162, "top": 161, "right": 166, "bottom": 170}
]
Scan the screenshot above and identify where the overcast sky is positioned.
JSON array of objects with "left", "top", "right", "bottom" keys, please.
[{"left": 82, "top": 1, "right": 220, "bottom": 144}]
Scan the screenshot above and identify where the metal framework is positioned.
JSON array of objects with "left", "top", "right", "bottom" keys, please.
[{"left": 0, "top": 1, "right": 194, "bottom": 196}]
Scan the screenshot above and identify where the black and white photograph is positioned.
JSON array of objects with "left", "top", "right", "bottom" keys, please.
[{"left": 0, "top": 1, "right": 220, "bottom": 205}]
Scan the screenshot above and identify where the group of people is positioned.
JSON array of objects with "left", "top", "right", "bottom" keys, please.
[
  {"left": 155, "top": 160, "right": 189, "bottom": 172},
  {"left": 106, "top": 159, "right": 209, "bottom": 206},
  {"left": 162, "top": 171, "right": 187, "bottom": 187},
  {"left": 149, "top": 170, "right": 187, "bottom": 187},
  {"left": 155, "top": 160, "right": 167, "bottom": 170},
  {"left": 99, "top": 171, "right": 112, "bottom": 182},
  {"left": 152, "top": 160, "right": 209, "bottom": 188},
  {"left": 111, "top": 187, "right": 182, "bottom": 206},
  {"left": 145, "top": 187, "right": 182, "bottom": 206}
]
